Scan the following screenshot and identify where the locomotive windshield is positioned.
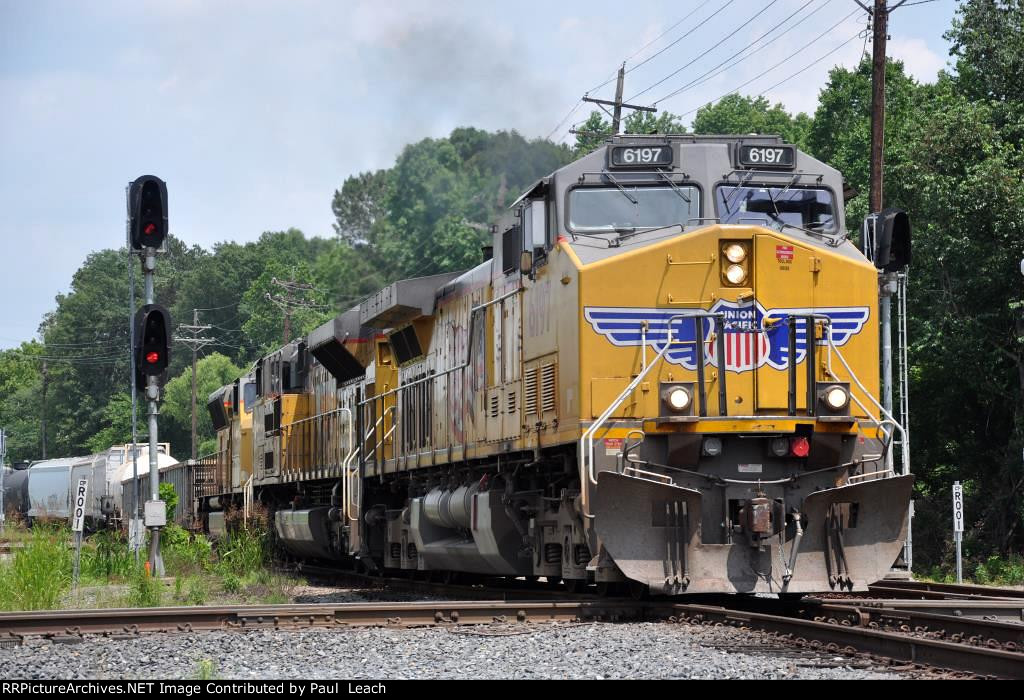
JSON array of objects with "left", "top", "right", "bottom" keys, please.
[
  {"left": 569, "top": 185, "right": 700, "bottom": 233},
  {"left": 717, "top": 186, "right": 835, "bottom": 232}
]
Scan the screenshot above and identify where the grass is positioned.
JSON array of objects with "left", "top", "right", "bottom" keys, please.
[
  {"left": 192, "top": 658, "right": 218, "bottom": 680},
  {"left": 0, "top": 518, "right": 303, "bottom": 611},
  {"left": 0, "top": 524, "right": 72, "bottom": 611}
]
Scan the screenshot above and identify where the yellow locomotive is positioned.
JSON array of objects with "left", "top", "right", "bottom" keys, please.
[{"left": 203, "top": 134, "right": 912, "bottom": 595}]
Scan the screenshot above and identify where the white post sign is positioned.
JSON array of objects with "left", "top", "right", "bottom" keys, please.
[
  {"left": 71, "top": 478, "right": 90, "bottom": 533},
  {"left": 952, "top": 481, "right": 964, "bottom": 583},
  {"left": 71, "top": 477, "right": 89, "bottom": 591}
]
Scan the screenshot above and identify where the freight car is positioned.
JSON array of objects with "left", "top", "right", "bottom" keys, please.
[{"left": 199, "top": 134, "right": 912, "bottom": 595}]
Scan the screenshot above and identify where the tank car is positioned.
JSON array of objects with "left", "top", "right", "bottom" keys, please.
[{"left": 200, "top": 134, "right": 912, "bottom": 595}]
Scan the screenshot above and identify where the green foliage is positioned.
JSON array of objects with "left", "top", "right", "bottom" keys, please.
[
  {"left": 192, "top": 658, "right": 218, "bottom": 680},
  {"left": 974, "top": 554, "right": 1024, "bottom": 586},
  {"left": 221, "top": 572, "right": 242, "bottom": 594},
  {"left": 160, "top": 353, "right": 245, "bottom": 457},
  {"left": 161, "top": 523, "right": 212, "bottom": 576},
  {"left": 85, "top": 393, "right": 143, "bottom": 454},
  {"left": 0, "top": 524, "right": 72, "bottom": 610},
  {"left": 160, "top": 483, "right": 179, "bottom": 525},
  {"left": 572, "top": 109, "right": 688, "bottom": 156},
  {"left": 692, "top": 94, "right": 812, "bottom": 149},
  {"left": 240, "top": 261, "right": 331, "bottom": 353},
  {"left": 216, "top": 525, "right": 268, "bottom": 576},
  {"left": 126, "top": 565, "right": 163, "bottom": 607},
  {"left": 80, "top": 529, "right": 135, "bottom": 582}
]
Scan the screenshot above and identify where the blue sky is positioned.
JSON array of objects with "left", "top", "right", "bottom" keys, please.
[{"left": 0, "top": 0, "right": 958, "bottom": 348}]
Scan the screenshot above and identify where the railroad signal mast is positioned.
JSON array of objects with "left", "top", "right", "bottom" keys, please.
[
  {"left": 858, "top": 0, "right": 914, "bottom": 571},
  {"left": 128, "top": 175, "right": 171, "bottom": 576}
]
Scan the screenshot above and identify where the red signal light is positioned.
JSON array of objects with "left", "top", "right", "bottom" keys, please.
[
  {"left": 144, "top": 223, "right": 157, "bottom": 235},
  {"left": 146, "top": 351, "right": 160, "bottom": 364},
  {"left": 790, "top": 437, "right": 810, "bottom": 458}
]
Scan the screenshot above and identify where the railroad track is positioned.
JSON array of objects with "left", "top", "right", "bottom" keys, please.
[
  {"left": 868, "top": 579, "right": 1024, "bottom": 601},
  {"left": 2, "top": 596, "right": 1022, "bottom": 678}
]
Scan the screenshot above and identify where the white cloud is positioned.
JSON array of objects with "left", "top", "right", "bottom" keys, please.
[{"left": 888, "top": 36, "right": 947, "bottom": 82}]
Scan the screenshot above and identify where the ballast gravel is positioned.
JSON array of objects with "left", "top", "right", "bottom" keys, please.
[{"left": 1, "top": 622, "right": 905, "bottom": 680}]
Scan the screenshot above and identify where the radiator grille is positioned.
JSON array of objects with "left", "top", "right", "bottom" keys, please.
[{"left": 541, "top": 363, "right": 557, "bottom": 414}]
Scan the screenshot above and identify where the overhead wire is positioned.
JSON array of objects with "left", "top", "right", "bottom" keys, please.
[
  {"left": 624, "top": 0, "right": 739, "bottom": 80},
  {"left": 627, "top": 0, "right": 782, "bottom": 102},
  {"left": 651, "top": 0, "right": 828, "bottom": 106},
  {"left": 675, "top": 26, "right": 865, "bottom": 118}
]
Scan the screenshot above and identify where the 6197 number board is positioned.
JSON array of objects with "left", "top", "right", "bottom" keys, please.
[
  {"left": 737, "top": 144, "right": 795, "bottom": 169},
  {"left": 610, "top": 144, "right": 674, "bottom": 168}
]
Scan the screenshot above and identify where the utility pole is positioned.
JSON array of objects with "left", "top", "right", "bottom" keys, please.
[
  {"left": 858, "top": 0, "right": 906, "bottom": 212},
  {"left": 40, "top": 360, "right": 47, "bottom": 459},
  {"left": 266, "top": 278, "right": 321, "bottom": 345},
  {"left": 582, "top": 63, "right": 657, "bottom": 135},
  {"left": 858, "top": 0, "right": 912, "bottom": 573},
  {"left": 174, "top": 310, "right": 214, "bottom": 460}
]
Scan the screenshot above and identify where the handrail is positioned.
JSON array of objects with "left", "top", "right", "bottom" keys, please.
[
  {"left": 825, "top": 333, "right": 908, "bottom": 476},
  {"left": 579, "top": 311, "right": 723, "bottom": 519},
  {"left": 345, "top": 405, "right": 393, "bottom": 522}
]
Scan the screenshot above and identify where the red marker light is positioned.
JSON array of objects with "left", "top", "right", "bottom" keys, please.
[
  {"left": 790, "top": 437, "right": 810, "bottom": 458},
  {"left": 146, "top": 351, "right": 160, "bottom": 364}
]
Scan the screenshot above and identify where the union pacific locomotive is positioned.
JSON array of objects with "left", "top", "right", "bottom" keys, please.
[{"left": 201, "top": 134, "right": 912, "bottom": 595}]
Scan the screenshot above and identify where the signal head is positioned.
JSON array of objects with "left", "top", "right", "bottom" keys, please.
[{"left": 129, "top": 175, "right": 168, "bottom": 251}]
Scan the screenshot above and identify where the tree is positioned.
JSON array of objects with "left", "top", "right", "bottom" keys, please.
[
  {"left": 332, "top": 170, "right": 392, "bottom": 245},
  {"left": 692, "top": 94, "right": 812, "bottom": 149},
  {"left": 946, "top": 0, "right": 1024, "bottom": 143},
  {"left": 161, "top": 352, "right": 246, "bottom": 458},
  {"left": 84, "top": 393, "right": 143, "bottom": 454},
  {"left": 573, "top": 110, "right": 688, "bottom": 156},
  {"left": 808, "top": 57, "right": 923, "bottom": 230},
  {"left": 240, "top": 261, "right": 331, "bottom": 353}
]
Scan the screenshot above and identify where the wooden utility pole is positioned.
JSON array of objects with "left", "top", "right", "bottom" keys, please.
[
  {"left": 174, "top": 310, "right": 214, "bottom": 460},
  {"left": 858, "top": 0, "right": 907, "bottom": 212},
  {"left": 40, "top": 359, "right": 47, "bottom": 459},
  {"left": 582, "top": 63, "right": 656, "bottom": 135},
  {"left": 266, "top": 278, "right": 321, "bottom": 345},
  {"left": 869, "top": 0, "right": 888, "bottom": 213}
]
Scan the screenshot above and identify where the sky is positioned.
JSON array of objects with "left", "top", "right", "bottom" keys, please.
[{"left": 0, "top": 0, "right": 959, "bottom": 349}]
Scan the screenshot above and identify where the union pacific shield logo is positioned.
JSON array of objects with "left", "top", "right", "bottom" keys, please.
[{"left": 584, "top": 300, "right": 870, "bottom": 373}]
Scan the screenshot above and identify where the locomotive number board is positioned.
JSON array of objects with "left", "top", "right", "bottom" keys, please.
[
  {"left": 737, "top": 144, "right": 796, "bottom": 169},
  {"left": 609, "top": 144, "right": 674, "bottom": 168}
]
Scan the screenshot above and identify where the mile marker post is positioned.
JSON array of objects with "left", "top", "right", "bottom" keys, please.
[
  {"left": 71, "top": 477, "right": 89, "bottom": 591},
  {"left": 952, "top": 481, "right": 964, "bottom": 583}
]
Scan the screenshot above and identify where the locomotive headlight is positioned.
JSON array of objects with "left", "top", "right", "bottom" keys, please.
[
  {"left": 824, "top": 385, "right": 850, "bottom": 411},
  {"left": 725, "top": 264, "right": 747, "bottom": 285},
  {"left": 667, "top": 386, "right": 691, "bottom": 412},
  {"left": 724, "top": 243, "right": 748, "bottom": 263},
  {"left": 661, "top": 384, "right": 694, "bottom": 415}
]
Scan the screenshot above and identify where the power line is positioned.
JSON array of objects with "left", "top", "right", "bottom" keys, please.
[
  {"left": 628, "top": 0, "right": 781, "bottom": 102},
  {"left": 623, "top": 0, "right": 739, "bottom": 80},
  {"left": 623, "top": 0, "right": 715, "bottom": 66},
  {"left": 664, "top": 9, "right": 865, "bottom": 115},
  {"left": 651, "top": 0, "right": 828, "bottom": 106},
  {"left": 679, "top": 26, "right": 864, "bottom": 118}
]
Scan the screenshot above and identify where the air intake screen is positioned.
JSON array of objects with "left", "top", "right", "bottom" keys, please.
[
  {"left": 206, "top": 389, "right": 229, "bottom": 431},
  {"left": 388, "top": 325, "right": 423, "bottom": 365},
  {"left": 309, "top": 335, "right": 364, "bottom": 382}
]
